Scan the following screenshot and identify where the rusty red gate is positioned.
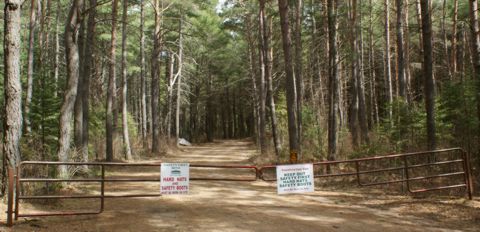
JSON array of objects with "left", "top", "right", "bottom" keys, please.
[{"left": 5, "top": 148, "right": 474, "bottom": 227}]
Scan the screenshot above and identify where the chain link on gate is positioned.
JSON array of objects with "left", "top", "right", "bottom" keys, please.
[{"left": 6, "top": 148, "right": 474, "bottom": 227}]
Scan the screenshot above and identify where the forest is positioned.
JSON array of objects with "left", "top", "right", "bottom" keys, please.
[{"left": 1, "top": 0, "right": 480, "bottom": 194}]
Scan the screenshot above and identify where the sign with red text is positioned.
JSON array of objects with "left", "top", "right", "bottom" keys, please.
[
  {"left": 276, "top": 164, "right": 314, "bottom": 194},
  {"left": 161, "top": 163, "right": 189, "bottom": 195}
]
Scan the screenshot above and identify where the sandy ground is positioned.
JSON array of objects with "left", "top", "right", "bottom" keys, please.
[{"left": 1, "top": 139, "right": 479, "bottom": 232}]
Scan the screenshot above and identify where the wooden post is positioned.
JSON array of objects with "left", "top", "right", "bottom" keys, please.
[{"left": 7, "top": 168, "right": 14, "bottom": 227}]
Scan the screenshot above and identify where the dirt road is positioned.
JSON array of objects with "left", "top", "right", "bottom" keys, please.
[{"left": 2, "top": 140, "right": 479, "bottom": 231}]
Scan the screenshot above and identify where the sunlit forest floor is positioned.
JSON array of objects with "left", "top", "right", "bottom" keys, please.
[{"left": 1, "top": 140, "right": 479, "bottom": 231}]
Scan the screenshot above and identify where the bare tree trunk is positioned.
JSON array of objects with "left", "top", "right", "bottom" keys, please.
[
  {"left": 175, "top": 17, "right": 184, "bottom": 146},
  {"left": 151, "top": 0, "right": 162, "bottom": 153},
  {"left": 416, "top": 0, "right": 423, "bottom": 56},
  {"left": 3, "top": 0, "right": 25, "bottom": 169},
  {"left": 43, "top": 0, "right": 52, "bottom": 60},
  {"left": 58, "top": 0, "right": 84, "bottom": 177},
  {"left": 385, "top": 0, "right": 393, "bottom": 122},
  {"left": 74, "top": 2, "right": 86, "bottom": 152},
  {"left": 311, "top": 0, "right": 325, "bottom": 111},
  {"left": 121, "top": 0, "right": 132, "bottom": 160},
  {"left": 294, "top": 0, "right": 304, "bottom": 158},
  {"left": 140, "top": 0, "right": 147, "bottom": 148},
  {"left": 166, "top": 53, "right": 174, "bottom": 139},
  {"left": 460, "top": 26, "right": 467, "bottom": 80},
  {"left": 54, "top": 1, "right": 60, "bottom": 98},
  {"left": 206, "top": 72, "right": 214, "bottom": 142},
  {"left": 356, "top": 0, "right": 369, "bottom": 144},
  {"left": 327, "top": 0, "right": 339, "bottom": 162},
  {"left": 404, "top": 0, "right": 412, "bottom": 101},
  {"left": 441, "top": 0, "right": 452, "bottom": 79},
  {"left": 24, "top": 0, "right": 37, "bottom": 135},
  {"left": 106, "top": 0, "right": 119, "bottom": 161},
  {"left": 81, "top": 0, "right": 97, "bottom": 164},
  {"left": 258, "top": 0, "right": 267, "bottom": 154},
  {"left": 349, "top": 0, "right": 360, "bottom": 147},
  {"left": 396, "top": 0, "right": 406, "bottom": 98},
  {"left": 266, "top": 15, "right": 281, "bottom": 157},
  {"left": 244, "top": 14, "right": 260, "bottom": 149},
  {"left": 421, "top": 0, "right": 436, "bottom": 150},
  {"left": 278, "top": 0, "right": 300, "bottom": 162},
  {"left": 310, "top": 1, "right": 327, "bottom": 154},
  {"left": 452, "top": 0, "right": 458, "bottom": 75},
  {"left": 470, "top": 0, "right": 480, "bottom": 152},
  {"left": 368, "top": 0, "right": 379, "bottom": 127}
]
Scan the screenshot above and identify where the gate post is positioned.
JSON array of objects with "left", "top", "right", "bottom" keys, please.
[
  {"left": 462, "top": 151, "right": 473, "bottom": 200},
  {"left": 6, "top": 168, "right": 14, "bottom": 227},
  {"left": 402, "top": 156, "right": 411, "bottom": 193},
  {"left": 15, "top": 166, "right": 20, "bottom": 220},
  {"left": 100, "top": 165, "right": 105, "bottom": 212}
]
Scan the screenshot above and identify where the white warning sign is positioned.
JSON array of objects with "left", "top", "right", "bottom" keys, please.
[
  {"left": 161, "top": 163, "right": 189, "bottom": 195},
  {"left": 276, "top": 164, "right": 314, "bottom": 194}
]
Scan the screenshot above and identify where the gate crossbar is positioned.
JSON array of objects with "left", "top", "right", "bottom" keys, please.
[
  {"left": 8, "top": 162, "right": 258, "bottom": 226},
  {"left": 259, "top": 148, "right": 473, "bottom": 200},
  {"left": 6, "top": 148, "right": 473, "bottom": 227}
]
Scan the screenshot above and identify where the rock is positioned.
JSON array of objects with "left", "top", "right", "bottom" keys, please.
[{"left": 178, "top": 138, "right": 192, "bottom": 146}]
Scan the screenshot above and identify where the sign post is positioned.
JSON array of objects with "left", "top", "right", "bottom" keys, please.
[
  {"left": 276, "top": 164, "right": 314, "bottom": 194},
  {"left": 161, "top": 163, "right": 189, "bottom": 195}
]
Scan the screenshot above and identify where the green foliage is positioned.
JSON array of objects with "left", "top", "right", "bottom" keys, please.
[
  {"left": 274, "top": 93, "right": 326, "bottom": 161},
  {"left": 28, "top": 70, "right": 62, "bottom": 157},
  {"left": 89, "top": 105, "right": 107, "bottom": 141},
  {"left": 300, "top": 105, "right": 326, "bottom": 160},
  {"left": 439, "top": 80, "right": 479, "bottom": 150},
  {"left": 274, "top": 92, "right": 289, "bottom": 159},
  {"left": 372, "top": 84, "right": 476, "bottom": 155}
]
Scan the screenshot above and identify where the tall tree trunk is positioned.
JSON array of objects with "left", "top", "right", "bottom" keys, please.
[
  {"left": 81, "top": 0, "right": 97, "bottom": 164},
  {"left": 206, "top": 72, "right": 214, "bottom": 142},
  {"left": 244, "top": 14, "right": 260, "bottom": 149},
  {"left": 385, "top": 0, "right": 393, "bottom": 121},
  {"left": 106, "top": 0, "right": 119, "bottom": 161},
  {"left": 121, "top": 0, "right": 132, "bottom": 160},
  {"left": 53, "top": 1, "right": 61, "bottom": 98},
  {"left": 421, "top": 0, "right": 436, "bottom": 150},
  {"left": 441, "top": 0, "right": 452, "bottom": 79},
  {"left": 24, "top": 0, "right": 36, "bottom": 134},
  {"left": 175, "top": 17, "right": 184, "bottom": 146},
  {"left": 356, "top": 0, "right": 369, "bottom": 144},
  {"left": 460, "top": 25, "right": 467, "bottom": 80},
  {"left": 470, "top": 0, "right": 480, "bottom": 152},
  {"left": 416, "top": 0, "right": 423, "bottom": 58},
  {"left": 294, "top": 0, "right": 304, "bottom": 158},
  {"left": 166, "top": 53, "right": 174, "bottom": 139},
  {"left": 396, "top": 0, "right": 406, "bottom": 98},
  {"left": 452, "top": 0, "right": 458, "bottom": 76},
  {"left": 404, "top": 0, "right": 412, "bottom": 101},
  {"left": 140, "top": 0, "right": 147, "bottom": 148},
  {"left": 258, "top": 0, "right": 267, "bottom": 154},
  {"left": 310, "top": 0, "right": 326, "bottom": 152},
  {"left": 151, "top": 0, "right": 162, "bottom": 153},
  {"left": 3, "top": 0, "right": 25, "bottom": 169},
  {"left": 278, "top": 0, "right": 300, "bottom": 162},
  {"left": 43, "top": 0, "right": 52, "bottom": 60},
  {"left": 74, "top": 2, "right": 86, "bottom": 152},
  {"left": 327, "top": 0, "right": 339, "bottom": 162},
  {"left": 266, "top": 15, "right": 281, "bottom": 157},
  {"left": 368, "top": 0, "right": 379, "bottom": 127},
  {"left": 349, "top": 0, "right": 360, "bottom": 147},
  {"left": 58, "top": 0, "right": 84, "bottom": 177},
  {"left": 311, "top": 0, "right": 325, "bottom": 111}
]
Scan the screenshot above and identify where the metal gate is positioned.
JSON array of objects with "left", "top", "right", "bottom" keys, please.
[
  {"left": 259, "top": 148, "right": 473, "bottom": 198},
  {"left": 6, "top": 148, "right": 474, "bottom": 227}
]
